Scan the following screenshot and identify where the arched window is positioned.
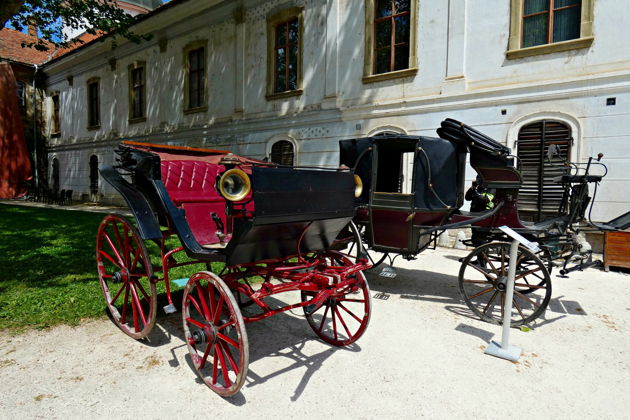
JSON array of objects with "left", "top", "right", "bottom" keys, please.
[
  {"left": 270, "top": 140, "right": 295, "bottom": 166},
  {"left": 517, "top": 120, "right": 572, "bottom": 222},
  {"left": 89, "top": 155, "right": 99, "bottom": 195},
  {"left": 51, "top": 158, "right": 60, "bottom": 192}
]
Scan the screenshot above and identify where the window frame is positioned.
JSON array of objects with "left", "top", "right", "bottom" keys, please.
[
  {"left": 507, "top": 0, "right": 594, "bottom": 59},
  {"left": 86, "top": 77, "right": 101, "bottom": 130},
  {"left": 266, "top": 7, "right": 304, "bottom": 100},
  {"left": 128, "top": 61, "right": 146, "bottom": 123},
  {"left": 182, "top": 40, "right": 208, "bottom": 114},
  {"left": 363, "top": 0, "right": 418, "bottom": 84},
  {"left": 51, "top": 92, "right": 61, "bottom": 137}
]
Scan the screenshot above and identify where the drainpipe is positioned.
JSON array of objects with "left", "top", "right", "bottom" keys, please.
[{"left": 32, "top": 64, "right": 39, "bottom": 189}]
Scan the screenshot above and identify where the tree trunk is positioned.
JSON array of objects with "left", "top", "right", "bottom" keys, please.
[{"left": 0, "top": 0, "right": 26, "bottom": 31}]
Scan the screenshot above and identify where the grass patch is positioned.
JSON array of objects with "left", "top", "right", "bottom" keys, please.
[{"left": 0, "top": 204, "right": 215, "bottom": 331}]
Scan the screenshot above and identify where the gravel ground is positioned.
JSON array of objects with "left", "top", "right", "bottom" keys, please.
[{"left": 1, "top": 247, "right": 628, "bottom": 419}]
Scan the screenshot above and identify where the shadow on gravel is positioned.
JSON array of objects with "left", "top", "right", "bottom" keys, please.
[{"left": 132, "top": 295, "right": 359, "bottom": 402}]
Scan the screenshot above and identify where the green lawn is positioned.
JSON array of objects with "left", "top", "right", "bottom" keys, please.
[{"left": 0, "top": 204, "right": 208, "bottom": 331}]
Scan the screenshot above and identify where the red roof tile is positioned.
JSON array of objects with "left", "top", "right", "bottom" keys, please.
[{"left": 0, "top": 28, "right": 55, "bottom": 65}]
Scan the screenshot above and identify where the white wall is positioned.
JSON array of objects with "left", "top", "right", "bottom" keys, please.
[{"left": 44, "top": 0, "right": 630, "bottom": 220}]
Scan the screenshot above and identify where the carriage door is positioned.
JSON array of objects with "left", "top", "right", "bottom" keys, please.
[
  {"left": 517, "top": 120, "right": 572, "bottom": 222},
  {"left": 369, "top": 138, "right": 416, "bottom": 253}
]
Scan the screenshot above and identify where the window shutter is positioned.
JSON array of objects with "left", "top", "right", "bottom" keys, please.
[{"left": 517, "top": 120, "right": 571, "bottom": 221}]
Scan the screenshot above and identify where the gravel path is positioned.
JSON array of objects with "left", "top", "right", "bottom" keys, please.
[{"left": 1, "top": 248, "right": 628, "bottom": 419}]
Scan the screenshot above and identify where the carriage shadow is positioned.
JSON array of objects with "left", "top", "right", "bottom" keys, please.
[
  {"left": 364, "top": 265, "right": 572, "bottom": 329},
  {"left": 138, "top": 293, "right": 360, "bottom": 402}
]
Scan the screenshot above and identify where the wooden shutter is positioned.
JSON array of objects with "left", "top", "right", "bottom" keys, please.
[{"left": 517, "top": 120, "right": 572, "bottom": 222}]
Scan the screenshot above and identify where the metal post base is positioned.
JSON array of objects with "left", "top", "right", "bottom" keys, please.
[{"left": 485, "top": 340, "right": 522, "bottom": 362}]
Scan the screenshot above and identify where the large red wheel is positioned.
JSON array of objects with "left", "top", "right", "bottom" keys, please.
[
  {"left": 182, "top": 271, "right": 249, "bottom": 397},
  {"left": 301, "top": 252, "right": 371, "bottom": 346},
  {"left": 96, "top": 214, "right": 157, "bottom": 339}
]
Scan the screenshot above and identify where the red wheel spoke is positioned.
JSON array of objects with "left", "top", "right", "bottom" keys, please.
[
  {"left": 317, "top": 304, "right": 330, "bottom": 333},
  {"left": 186, "top": 317, "right": 206, "bottom": 329},
  {"left": 334, "top": 306, "right": 352, "bottom": 338},
  {"left": 198, "top": 342, "right": 213, "bottom": 370},
  {"left": 131, "top": 286, "right": 139, "bottom": 332},
  {"left": 101, "top": 274, "right": 112, "bottom": 278},
  {"left": 217, "top": 333, "right": 239, "bottom": 349},
  {"left": 217, "top": 320, "right": 235, "bottom": 331},
  {"left": 208, "top": 286, "right": 217, "bottom": 321},
  {"left": 468, "top": 287, "right": 494, "bottom": 300},
  {"left": 187, "top": 295, "right": 204, "bottom": 318},
  {"left": 110, "top": 283, "right": 126, "bottom": 306},
  {"left": 103, "top": 233, "right": 125, "bottom": 267},
  {"left": 130, "top": 245, "right": 142, "bottom": 272},
  {"left": 215, "top": 343, "right": 231, "bottom": 387},
  {"left": 331, "top": 305, "right": 338, "bottom": 340},
  {"left": 135, "top": 280, "right": 151, "bottom": 302},
  {"left": 213, "top": 295, "right": 225, "bottom": 325},
  {"left": 99, "top": 250, "right": 122, "bottom": 269},
  {"left": 129, "top": 283, "right": 147, "bottom": 328},
  {"left": 196, "top": 284, "right": 212, "bottom": 320},
  {"left": 338, "top": 298, "right": 365, "bottom": 303},
  {"left": 218, "top": 341, "right": 239, "bottom": 373},
  {"left": 121, "top": 284, "right": 130, "bottom": 323},
  {"left": 211, "top": 351, "right": 219, "bottom": 385},
  {"left": 123, "top": 225, "right": 131, "bottom": 267},
  {"left": 463, "top": 279, "right": 492, "bottom": 285},
  {"left": 112, "top": 222, "right": 125, "bottom": 263},
  {"left": 337, "top": 302, "right": 362, "bottom": 323}
]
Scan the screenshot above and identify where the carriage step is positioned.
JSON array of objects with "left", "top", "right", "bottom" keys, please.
[{"left": 163, "top": 304, "right": 177, "bottom": 314}]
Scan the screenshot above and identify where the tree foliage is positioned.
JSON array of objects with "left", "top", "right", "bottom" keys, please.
[{"left": 1, "top": 0, "right": 150, "bottom": 51}]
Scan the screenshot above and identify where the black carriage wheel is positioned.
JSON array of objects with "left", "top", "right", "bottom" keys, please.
[
  {"left": 96, "top": 214, "right": 157, "bottom": 339},
  {"left": 458, "top": 241, "right": 552, "bottom": 326},
  {"left": 182, "top": 271, "right": 249, "bottom": 397},
  {"left": 301, "top": 252, "right": 372, "bottom": 346}
]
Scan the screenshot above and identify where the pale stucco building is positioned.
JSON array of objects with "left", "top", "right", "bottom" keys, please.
[{"left": 41, "top": 0, "right": 629, "bottom": 223}]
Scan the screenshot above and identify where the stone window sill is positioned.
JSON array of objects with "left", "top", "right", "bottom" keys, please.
[
  {"left": 362, "top": 67, "right": 418, "bottom": 84},
  {"left": 128, "top": 117, "right": 147, "bottom": 124},
  {"left": 87, "top": 125, "right": 101, "bottom": 131},
  {"left": 266, "top": 89, "right": 304, "bottom": 101},
  {"left": 506, "top": 37, "right": 594, "bottom": 59},
  {"left": 184, "top": 106, "right": 208, "bottom": 115}
]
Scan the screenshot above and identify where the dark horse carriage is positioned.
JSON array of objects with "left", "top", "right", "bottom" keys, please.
[
  {"left": 97, "top": 141, "right": 371, "bottom": 396},
  {"left": 338, "top": 119, "right": 630, "bottom": 327}
]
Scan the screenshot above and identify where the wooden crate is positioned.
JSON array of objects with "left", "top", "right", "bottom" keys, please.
[{"left": 604, "top": 231, "right": 630, "bottom": 271}]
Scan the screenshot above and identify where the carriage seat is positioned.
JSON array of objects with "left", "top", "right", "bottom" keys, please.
[{"left": 161, "top": 160, "right": 227, "bottom": 245}]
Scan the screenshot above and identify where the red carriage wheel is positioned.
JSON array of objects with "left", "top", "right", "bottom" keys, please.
[
  {"left": 182, "top": 271, "right": 249, "bottom": 397},
  {"left": 458, "top": 242, "right": 552, "bottom": 327},
  {"left": 96, "top": 214, "right": 157, "bottom": 339},
  {"left": 301, "top": 253, "right": 372, "bottom": 346}
]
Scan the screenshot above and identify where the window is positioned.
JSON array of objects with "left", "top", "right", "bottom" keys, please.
[
  {"left": 266, "top": 8, "right": 303, "bottom": 99},
  {"left": 51, "top": 93, "right": 60, "bottom": 135},
  {"left": 183, "top": 41, "right": 207, "bottom": 113},
  {"left": 516, "top": 120, "right": 571, "bottom": 221},
  {"left": 16, "top": 80, "right": 25, "bottom": 109},
  {"left": 87, "top": 78, "right": 100, "bottom": 129},
  {"left": 51, "top": 157, "right": 60, "bottom": 192},
  {"left": 89, "top": 155, "right": 99, "bottom": 196},
  {"left": 270, "top": 140, "right": 295, "bottom": 166},
  {"left": 128, "top": 62, "right": 146, "bottom": 121},
  {"left": 363, "top": 0, "right": 417, "bottom": 83},
  {"left": 507, "top": 0, "right": 594, "bottom": 59}
]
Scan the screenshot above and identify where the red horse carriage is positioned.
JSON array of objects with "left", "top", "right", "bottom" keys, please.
[{"left": 96, "top": 142, "right": 371, "bottom": 396}]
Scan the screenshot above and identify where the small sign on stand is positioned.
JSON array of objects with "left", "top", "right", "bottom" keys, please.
[{"left": 484, "top": 226, "right": 540, "bottom": 362}]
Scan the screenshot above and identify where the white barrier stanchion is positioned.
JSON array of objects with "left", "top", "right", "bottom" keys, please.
[{"left": 484, "top": 226, "right": 540, "bottom": 362}]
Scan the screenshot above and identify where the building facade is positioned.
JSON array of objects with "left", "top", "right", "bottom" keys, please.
[{"left": 42, "top": 0, "right": 629, "bottom": 222}]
